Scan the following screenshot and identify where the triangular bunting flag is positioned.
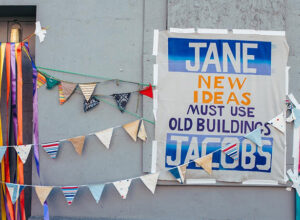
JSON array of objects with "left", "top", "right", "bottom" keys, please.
[
  {"left": 61, "top": 186, "right": 79, "bottom": 205},
  {"left": 244, "top": 127, "right": 262, "bottom": 147},
  {"left": 68, "top": 136, "right": 85, "bottom": 155},
  {"left": 112, "top": 93, "right": 131, "bottom": 113},
  {"left": 137, "top": 120, "right": 147, "bottom": 142},
  {"left": 41, "top": 142, "right": 60, "bottom": 159},
  {"left": 45, "top": 76, "right": 60, "bottom": 89},
  {"left": 169, "top": 166, "right": 185, "bottom": 184},
  {"left": 58, "top": 84, "right": 67, "bottom": 104},
  {"left": 140, "top": 173, "right": 160, "bottom": 194},
  {"left": 61, "top": 81, "right": 77, "bottom": 101},
  {"left": 194, "top": 154, "right": 213, "bottom": 175},
  {"left": 95, "top": 128, "right": 114, "bottom": 149},
  {"left": 79, "top": 83, "right": 97, "bottom": 101},
  {"left": 113, "top": 179, "right": 132, "bottom": 199},
  {"left": 88, "top": 184, "right": 105, "bottom": 203},
  {"left": 123, "top": 120, "right": 140, "bottom": 142},
  {"left": 293, "top": 108, "right": 300, "bottom": 128},
  {"left": 37, "top": 72, "right": 46, "bottom": 88},
  {"left": 268, "top": 112, "right": 285, "bottom": 133},
  {"left": 6, "top": 183, "right": 25, "bottom": 204},
  {"left": 222, "top": 143, "right": 239, "bottom": 161},
  {"left": 0, "top": 147, "right": 7, "bottom": 162},
  {"left": 35, "top": 186, "right": 53, "bottom": 205},
  {"left": 84, "top": 96, "right": 100, "bottom": 112},
  {"left": 139, "top": 84, "right": 153, "bottom": 98},
  {"left": 14, "top": 145, "right": 32, "bottom": 164}
]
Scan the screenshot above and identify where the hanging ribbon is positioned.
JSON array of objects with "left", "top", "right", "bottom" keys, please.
[
  {"left": 23, "top": 43, "right": 46, "bottom": 220},
  {"left": 16, "top": 43, "right": 26, "bottom": 220}
]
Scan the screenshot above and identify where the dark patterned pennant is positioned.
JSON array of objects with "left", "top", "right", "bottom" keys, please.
[
  {"left": 84, "top": 96, "right": 100, "bottom": 112},
  {"left": 112, "top": 93, "right": 131, "bottom": 113}
]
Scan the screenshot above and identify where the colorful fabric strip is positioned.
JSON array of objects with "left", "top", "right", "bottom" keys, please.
[
  {"left": 58, "top": 84, "right": 66, "bottom": 105},
  {"left": 37, "top": 73, "right": 46, "bottom": 88}
]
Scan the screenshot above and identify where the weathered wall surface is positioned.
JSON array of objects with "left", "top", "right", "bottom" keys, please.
[{"left": 0, "top": 0, "right": 297, "bottom": 219}]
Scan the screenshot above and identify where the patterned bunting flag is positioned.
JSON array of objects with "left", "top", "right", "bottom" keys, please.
[
  {"left": 137, "top": 120, "right": 147, "bottom": 141},
  {"left": 169, "top": 166, "right": 186, "bottom": 184},
  {"left": 140, "top": 173, "right": 160, "bottom": 194},
  {"left": 46, "top": 76, "right": 60, "bottom": 89},
  {"left": 42, "top": 142, "right": 60, "bottom": 159},
  {"left": 293, "top": 108, "right": 300, "bottom": 128},
  {"left": 6, "top": 183, "right": 25, "bottom": 204},
  {"left": 61, "top": 186, "right": 79, "bottom": 205},
  {"left": 68, "top": 136, "right": 85, "bottom": 155},
  {"left": 14, "top": 144, "right": 32, "bottom": 164},
  {"left": 61, "top": 81, "right": 77, "bottom": 101},
  {"left": 268, "top": 112, "right": 285, "bottom": 133},
  {"left": 112, "top": 93, "right": 131, "bottom": 113},
  {"left": 37, "top": 72, "right": 46, "bottom": 88},
  {"left": 79, "top": 83, "right": 97, "bottom": 101},
  {"left": 123, "top": 120, "right": 140, "bottom": 141},
  {"left": 0, "top": 146, "right": 7, "bottom": 162},
  {"left": 113, "top": 179, "right": 132, "bottom": 199},
  {"left": 194, "top": 154, "right": 213, "bottom": 175},
  {"left": 139, "top": 84, "right": 153, "bottom": 98},
  {"left": 95, "top": 128, "right": 114, "bottom": 149},
  {"left": 222, "top": 143, "right": 239, "bottom": 161},
  {"left": 35, "top": 186, "right": 53, "bottom": 205},
  {"left": 88, "top": 184, "right": 105, "bottom": 203},
  {"left": 58, "top": 84, "right": 67, "bottom": 104},
  {"left": 84, "top": 96, "right": 100, "bottom": 112},
  {"left": 244, "top": 127, "right": 262, "bottom": 147}
]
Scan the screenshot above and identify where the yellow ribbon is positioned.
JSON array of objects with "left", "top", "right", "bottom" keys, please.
[{"left": 0, "top": 43, "right": 6, "bottom": 220}]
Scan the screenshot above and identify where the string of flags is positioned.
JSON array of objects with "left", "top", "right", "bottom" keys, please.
[
  {"left": 37, "top": 71, "right": 153, "bottom": 113},
  {"left": 0, "top": 126, "right": 265, "bottom": 207},
  {"left": 0, "top": 119, "right": 147, "bottom": 162}
]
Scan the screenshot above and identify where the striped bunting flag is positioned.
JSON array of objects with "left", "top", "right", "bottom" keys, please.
[
  {"left": 58, "top": 84, "right": 67, "bottom": 105},
  {"left": 37, "top": 73, "right": 46, "bottom": 88},
  {"left": 222, "top": 143, "right": 239, "bottom": 160},
  {"left": 42, "top": 142, "right": 60, "bottom": 159},
  {"left": 61, "top": 186, "right": 79, "bottom": 205},
  {"left": 79, "top": 83, "right": 97, "bottom": 101}
]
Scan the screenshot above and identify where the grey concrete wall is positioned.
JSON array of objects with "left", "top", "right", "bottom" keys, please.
[{"left": 0, "top": 0, "right": 297, "bottom": 219}]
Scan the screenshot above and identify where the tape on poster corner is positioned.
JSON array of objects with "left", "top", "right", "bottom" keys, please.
[
  {"left": 169, "top": 28, "right": 195, "bottom": 33},
  {"left": 232, "top": 29, "right": 285, "bottom": 36},
  {"left": 186, "top": 179, "right": 216, "bottom": 184},
  {"left": 153, "top": 90, "right": 158, "bottom": 121},
  {"left": 242, "top": 180, "right": 279, "bottom": 185},
  {"left": 152, "top": 29, "right": 159, "bottom": 56},
  {"left": 286, "top": 66, "right": 290, "bottom": 95},
  {"left": 197, "top": 28, "right": 228, "bottom": 34},
  {"left": 151, "top": 141, "right": 157, "bottom": 173},
  {"left": 153, "top": 64, "right": 158, "bottom": 86}
]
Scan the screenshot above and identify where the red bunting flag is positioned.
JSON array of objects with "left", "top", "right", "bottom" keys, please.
[{"left": 139, "top": 84, "right": 153, "bottom": 99}]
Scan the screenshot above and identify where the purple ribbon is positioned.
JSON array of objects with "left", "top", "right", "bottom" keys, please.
[
  {"left": 23, "top": 43, "right": 49, "bottom": 220},
  {"left": 10, "top": 43, "right": 17, "bottom": 144}
]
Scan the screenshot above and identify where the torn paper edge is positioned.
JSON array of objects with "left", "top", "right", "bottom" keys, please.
[
  {"left": 169, "top": 28, "right": 195, "bottom": 33},
  {"left": 153, "top": 90, "right": 158, "bottom": 121},
  {"left": 232, "top": 29, "right": 285, "bottom": 36},
  {"left": 242, "top": 180, "right": 278, "bottom": 185},
  {"left": 186, "top": 179, "right": 216, "bottom": 184},
  {"left": 152, "top": 29, "right": 159, "bottom": 56},
  {"left": 286, "top": 66, "right": 290, "bottom": 95},
  {"left": 151, "top": 141, "right": 157, "bottom": 173},
  {"left": 153, "top": 64, "right": 158, "bottom": 86},
  {"left": 197, "top": 28, "right": 228, "bottom": 34}
]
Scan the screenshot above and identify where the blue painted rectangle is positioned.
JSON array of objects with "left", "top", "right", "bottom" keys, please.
[
  {"left": 168, "top": 38, "right": 271, "bottom": 75},
  {"left": 165, "top": 133, "right": 273, "bottom": 173}
]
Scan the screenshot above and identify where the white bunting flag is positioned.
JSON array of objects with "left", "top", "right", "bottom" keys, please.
[
  {"left": 79, "top": 83, "right": 97, "bottom": 101},
  {"left": 35, "top": 186, "right": 53, "bottom": 205},
  {"left": 137, "top": 120, "right": 147, "bottom": 142},
  {"left": 113, "top": 179, "right": 132, "bottom": 199},
  {"left": 14, "top": 145, "right": 32, "bottom": 164},
  {"left": 268, "top": 112, "right": 285, "bottom": 133},
  {"left": 140, "top": 173, "right": 160, "bottom": 194},
  {"left": 88, "top": 184, "right": 105, "bottom": 203},
  {"left": 95, "top": 128, "right": 114, "bottom": 149}
]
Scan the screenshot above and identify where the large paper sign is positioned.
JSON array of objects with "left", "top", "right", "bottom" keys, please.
[{"left": 155, "top": 31, "right": 289, "bottom": 183}]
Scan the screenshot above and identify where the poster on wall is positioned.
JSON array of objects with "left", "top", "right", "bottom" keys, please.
[{"left": 155, "top": 31, "right": 289, "bottom": 183}]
